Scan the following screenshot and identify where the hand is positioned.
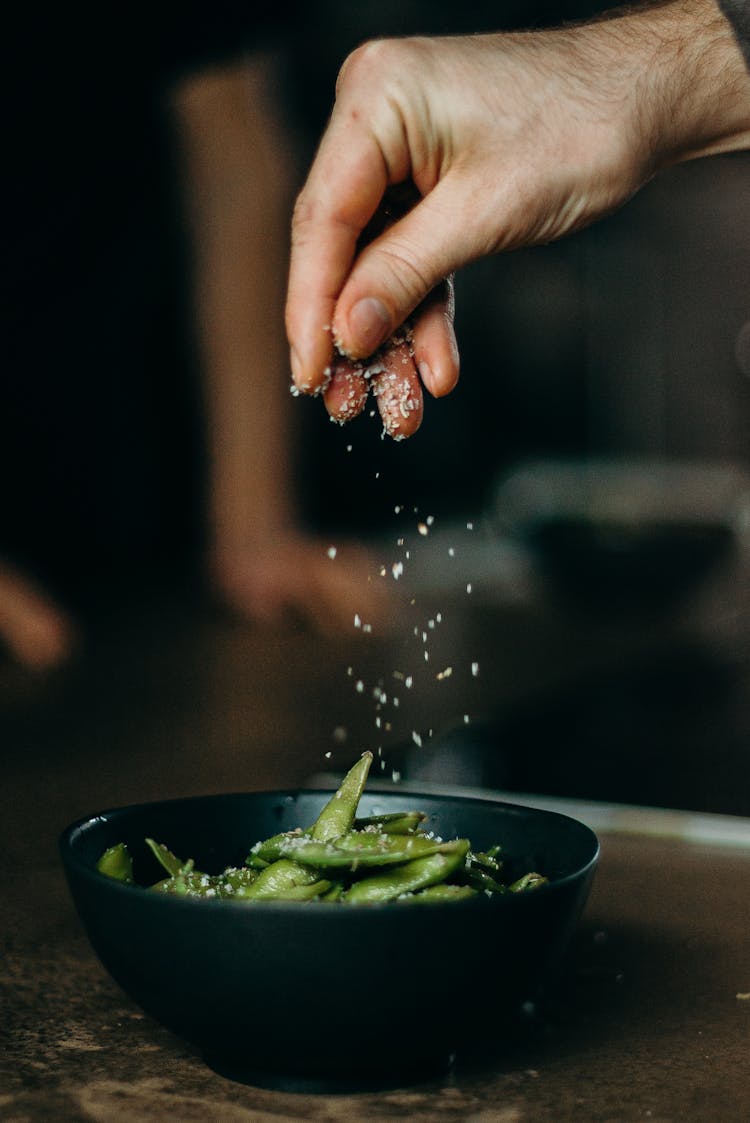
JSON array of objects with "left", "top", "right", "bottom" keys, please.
[
  {"left": 0, "top": 560, "right": 75, "bottom": 670},
  {"left": 287, "top": 0, "right": 750, "bottom": 423},
  {"left": 210, "top": 534, "right": 394, "bottom": 636}
]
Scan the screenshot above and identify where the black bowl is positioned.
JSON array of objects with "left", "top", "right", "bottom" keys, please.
[{"left": 60, "top": 790, "right": 598, "bottom": 1087}]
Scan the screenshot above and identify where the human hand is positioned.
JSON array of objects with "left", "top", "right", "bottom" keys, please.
[
  {"left": 287, "top": 0, "right": 750, "bottom": 425},
  {"left": 0, "top": 560, "right": 75, "bottom": 670},
  {"left": 210, "top": 534, "right": 394, "bottom": 636}
]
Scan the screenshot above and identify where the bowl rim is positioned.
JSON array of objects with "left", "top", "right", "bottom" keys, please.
[{"left": 59, "top": 787, "right": 600, "bottom": 911}]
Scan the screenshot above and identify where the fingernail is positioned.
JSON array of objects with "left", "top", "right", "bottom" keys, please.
[
  {"left": 290, "top": 346, "right": 314, "bottom": 394},
  {"left": 348, "top": 297, "right": 391, "bottom": 355},
  {"left": 418, "top": 360, "right": 437, "bottom": 396},
  {"left": 290, "top": 346, "right": 303, "bottom": 383}
]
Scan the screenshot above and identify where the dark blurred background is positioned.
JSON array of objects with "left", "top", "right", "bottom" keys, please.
[{"left": 3, "top": 2, "right": 750, "bottom": 819}]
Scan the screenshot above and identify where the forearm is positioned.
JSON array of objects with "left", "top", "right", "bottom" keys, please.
[
  {"left": 172, "top": 54, "right": 297, "bottom": 550},
  {"left": 636, "top": 0, "right": 750, "bottom": 164}
]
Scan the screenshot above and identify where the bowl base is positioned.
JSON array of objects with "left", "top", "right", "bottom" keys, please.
[{"left": 203, "top": 1051, "right": 454, "bottom": 1094}]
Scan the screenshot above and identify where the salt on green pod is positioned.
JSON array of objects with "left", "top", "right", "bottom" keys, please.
[
  {"left": 354, "top": 811, "right": 426, "bottom": 835},
  {"left": 468, "top": 848, "right": 504, "bottom": 874},
  {"left": 238, "top": 858, "right": 320, "bottom": 900},
  {"left": 216, "top": 866, "right": 260, "bottom": 898},
  {"left": 248, "top": 828, "right": 306, "bottom": 866},
  {"left": 96, "top": 843, "right": 134, "bottom": 883},
  {"left": 270, "top": 829, "right": 452, "bottom": 870},
  {"left": 310, "top": 751, "right": 372, "bottom": 842},
  {"left": 344, "top": 839, "right": 470, "bottom": 904},
  {"left": 152, "top": 870, "right": 219, "bottom": 897}
]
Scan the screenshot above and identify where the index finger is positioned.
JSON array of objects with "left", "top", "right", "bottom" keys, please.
[{"left": 286, "top": 106, "right": 389, "bottom": 394}]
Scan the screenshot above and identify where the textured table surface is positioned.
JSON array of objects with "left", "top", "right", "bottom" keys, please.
[{"left": 3, "top": 592, "right": 750, "bottom": 1121}]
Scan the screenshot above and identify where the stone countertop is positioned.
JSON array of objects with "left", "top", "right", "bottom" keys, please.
[{"left": 3, "top": 592, "right": 750, "bottom": 1121}]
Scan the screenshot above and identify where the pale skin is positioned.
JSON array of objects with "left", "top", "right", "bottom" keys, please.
[
  {"left": 1, "top": 52, "right": 387, "bottom": 669},
  {"left": 286, "top": 0, "right": 750, "bottom": 424},
  {"left": 172, "top": 54, "right": 388, "bottom": 636}
]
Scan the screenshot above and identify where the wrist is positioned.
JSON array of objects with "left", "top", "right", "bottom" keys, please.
[{"left": 616, "top": 0, "right": 750, "bottom": 168}]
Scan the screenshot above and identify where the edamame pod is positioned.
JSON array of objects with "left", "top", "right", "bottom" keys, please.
[
  {"left": 239, "top": 858, "right": 320, "bottom": 900},
  {"left": 96, "top": 843, "right": 133, "bottom": 883},
  {"left": 354, "top": 811, "right": 426, "bottom": 834},
  {"left": 145, "top": 838, "right": 193, "bottom": 878},
  {"left": 344, "top": 840, "right": 470, "bottom": 903},
  {"left": 310, "top": 751, "right": 372, "bottom": 841},
  {"left": 270, "top": 830, "right": 454, "bottom": 870}
]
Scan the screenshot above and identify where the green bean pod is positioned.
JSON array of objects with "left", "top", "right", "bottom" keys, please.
[
  {"left": 238, "top": 858, "right": 320, "bottom": 900},
  {"left": 310, "top": 751, "right": 373, "bottom": 842},
  {"left": 344, "top": 840, "right": 470, "bottom": 903},
  {"left": 354, "top": 811, "right": 426, "bottom": 835},
  {"left": 507, "top": 872, "right": 548, "bottom": 893},
  {"left": 403, "top": 883, "right": 478, "bottom": 904},
  {"left": 145, "top": 838, "right": 194, "bottom": 878},
  {"left": 268, "top": 829, "right": 453, "bottom": 870},
  {"left": 96, "top": 843, "right": 134, "bottom": 883}
]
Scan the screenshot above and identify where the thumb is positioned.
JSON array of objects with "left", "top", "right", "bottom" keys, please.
[{"left": 332, "top": 173, "right": 488, "bottom": 359}]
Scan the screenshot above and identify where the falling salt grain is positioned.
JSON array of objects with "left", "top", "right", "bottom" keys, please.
[
  {"left": 412, "top": 731, "right": 422, "bottom": 747},
  {"left": 448, "top": 547, "right": 455, "bottom": 557},
  {"left": 463, "top": 714, "right": 470, "bottom": 724},
  {"left": 417, "top": 522, "right": 429, "bottom": 536},
  {"left": 355, "top": 680, "right": 365, "bottom": 693},
  {"left": 392, "top": 562, "right": 404, "bottom": 580},
  {"left": 333, "top": 726, "right": 348, "bottom": 744},
  {"left": 467, "top": 521, "right": 474, "bottom": 530},
  {"left": 471, "top": 662, "right": 480, "bottom": 677},
  {"left": 324, "top": 751, "right": 332, "bottom": 759},
  {"left": 436, "top": 667, "right": 453, "bottom": 681},
  {"left": 392, "top": 770, "right": 401, "bottom": 783},
  {"left": 327, "top": 546, "right": 337, "bottom": 560},
  {"left": 354, "top": 614, "right": 361, "bottom": 628},
  {"left": 405, "top": 676, "right": 413, "bottom": 689},
  {"left": 466, "top": 583, "right": 472, "bottom": 594}
]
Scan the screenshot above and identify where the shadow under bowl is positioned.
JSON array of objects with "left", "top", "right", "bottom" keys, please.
[{"left": 60, "top": 789, "right": 598, "bottom": 1088}]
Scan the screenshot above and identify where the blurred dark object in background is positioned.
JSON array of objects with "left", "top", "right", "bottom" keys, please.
[{"left": 493, "top": 459, "right": 750, "bottom": 614}]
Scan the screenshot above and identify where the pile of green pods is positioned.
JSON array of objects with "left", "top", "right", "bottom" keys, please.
[{"left": 96, "top": 752, "right": 547, "bottom": 905}]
